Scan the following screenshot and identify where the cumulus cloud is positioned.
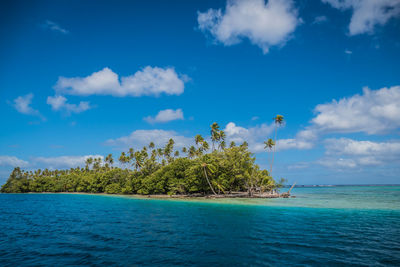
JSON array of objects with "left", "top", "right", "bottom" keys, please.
[
  {"left": 43, "top": 20, "right": 69, "bottom": 34},
  {"left": 325, "top": 138, "right": 400, "bottom": 158},
  {"left": 322, "top": 0, "right": 400, "bottom": 35},
  {"left": 12, "top": 93, "right": 45, "bottom": 120},
  {"left": 47, "top": 95, "right": 91, "bottom": 115},
  {"left": 277, "top": 137, "right": 314, "bottom": 150},
  {"left": 105, "top": 129, "right": 193, "bottom": 150},
  {"left": 224, "top": 122, "right": 275, "bottom": 152},
  {"left": 223, "top": 121, "right": 314, "bottom": 152},
  {"left": 0, "top": 156, "right": 29, "bottom": 167},
  {"left": 32, "top": 155, "right": 103, "bottom": 169},
  {"left": 312, "top": 86, "right": 400, "bottom": 134},
  {"left": 197, "top": 0, "right": 300, "bottom": 53},
  {"left": 144, "top": 109, "right": 184, "bottom": 124},
  {"left": 261, "top": 127, "right": 317, "bottom": 151},
  {"left": 317, "top": 138, "right": 400, "bottom": 168},
  {"left": 262, "top": 85, "right": 400, "bottom": 152},
  {"left": 54, "top": 67, "right": 186, "bottom": 97}
]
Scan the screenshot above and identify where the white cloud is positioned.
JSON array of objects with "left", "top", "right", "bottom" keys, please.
[
  {"left": 322, "top": 0, "right": 400, "bottom": 35},
  {"left": 224, "top": 121, "right": 314, "bottom": 152},
  {"left": 278, "top": 85, "right": 400, "bottom": 152},
  {"left": 54, "top": 67, "right": 186, "bottom": 97},
  {"left": 224, "top": 122, "right": 275, "bottom": 152},
  {"left": 0, "top": 155, "right": 105, "bottom": 171},
  {"left": 312, "top": 86, "right": 400, "bottom": 134},
  {"left": 13, "top": 93, "right": 45, "bottom": 120},
  {"left": 344, "top": 49, "right": 352, "bottom": 54},
  {"left": 317, "top": 157, "right": 358, "bottom": 168},
  {"left": 325, "top": 138, "right": 400, "bottom": 158},
  {"left": 105, "top": 129, "right": 193, "bottom": 150},
  {"left": 32, "top": 155, "right": 104, "bottom": 170},
  {"left": 267, "top": 127, "right": 316, "bottom": 151},
  {"left": 43, "top": 20, "right": 69, "bottom": 34},
  {"left": 245, "top": 85, "right": 400, "bottom": 154},
  {"left": 47, "top": 95, "right": 91, "bottom": 114},
  {"left": 313, "top": 15, "right": 328, "bottom": 24},
  {"left": 318, "top": 138, "right": 400, "bottom": 168},
  {"left": 0, "top": 156, "right": 29, "bottom": 167},
  {"left": 144, "top": 109, "right": 184, "bottom": 124},
  {"left": 198, "top": 0, "right": 300, "bottom": 53},
  {"left": 277, "top": 137, "right": 314, "bottom": 150}
]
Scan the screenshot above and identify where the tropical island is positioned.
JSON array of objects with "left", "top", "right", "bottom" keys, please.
[{"left": 1, "top": 117, "right": 292, "bottom": 198}]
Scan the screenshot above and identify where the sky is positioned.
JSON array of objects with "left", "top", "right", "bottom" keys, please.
[{"left": 1, "top": 0, "right": 400, "bottom": 185}]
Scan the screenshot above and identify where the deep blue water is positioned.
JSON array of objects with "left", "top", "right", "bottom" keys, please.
[{"left": 1, "top": 187, "right": 400, "bottom": 266}]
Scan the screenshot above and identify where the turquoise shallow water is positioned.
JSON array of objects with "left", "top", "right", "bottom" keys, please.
[{"left": 1, "top": 186, "right": 399, "bottom": 266}]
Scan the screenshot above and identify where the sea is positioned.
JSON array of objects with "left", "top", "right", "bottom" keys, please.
[{"left": 1, "top": 186, "right": 399, "bottom": 266}]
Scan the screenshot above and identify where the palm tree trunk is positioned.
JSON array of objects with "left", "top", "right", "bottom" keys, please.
[
  {"left": 203, "top": 166, "right": 217, "bottom": 195},
  {"left": 271, "top": 126, "right": 277, "bottom": 176}
]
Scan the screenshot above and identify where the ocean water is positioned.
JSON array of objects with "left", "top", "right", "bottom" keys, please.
[{"left": 0, "top": 186, "right": 399, "bottom": 266}]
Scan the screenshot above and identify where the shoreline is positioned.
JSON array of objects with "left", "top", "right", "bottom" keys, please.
[{"left": 15, "top": 191, "right": 294, "bottom": 200}]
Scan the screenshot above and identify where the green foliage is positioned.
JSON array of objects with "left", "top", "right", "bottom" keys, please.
[{"left": 1, "top": 123, "right": 281, "bottom": 195}]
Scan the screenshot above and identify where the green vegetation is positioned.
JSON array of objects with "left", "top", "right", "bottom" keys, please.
[{"left": 1, "top": 121, "right": 286, "bottom": 196}]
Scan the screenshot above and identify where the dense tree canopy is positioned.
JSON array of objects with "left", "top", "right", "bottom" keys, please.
[{"left": 1, "top": 123, "right": 285, "bottom": 195}]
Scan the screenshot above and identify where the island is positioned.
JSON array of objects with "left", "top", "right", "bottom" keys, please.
[{"left": 1, "top": 120, "right": 292, "bottom": 198}]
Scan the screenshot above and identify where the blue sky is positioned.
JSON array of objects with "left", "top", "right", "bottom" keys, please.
[{"left": 1, "top": 0, "right": 400, "bottom": 185}]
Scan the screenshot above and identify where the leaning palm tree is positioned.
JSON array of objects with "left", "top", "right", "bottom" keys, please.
[
  {"left": 201, "top": 140, "right": 210, "bottom": 152},
  {"left": 219, "top": 140, "right": 226, "bottom": 150},
  {"left": 264, "top": 138, "right": 275, "bottom": 175},
  {"left": 133, "top": 151, "right": 144, "bottom": 171},
  {"left": 201, "top": 162, "right": 217, "bottom": 195}
]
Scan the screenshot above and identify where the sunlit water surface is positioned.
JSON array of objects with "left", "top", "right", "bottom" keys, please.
[{"left": 1, "top": 186, "right": 399, "bottom": 266}]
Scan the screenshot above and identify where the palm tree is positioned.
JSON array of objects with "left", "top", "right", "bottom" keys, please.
[
  {"left": 219, "top": 140, "right": 226, "bottom": 150},
  {"left": 119, "top": 152, "right": 128, "bottom": 169},
  {"left": 133, "top": 151, "right": 144, "bottom": 171},
  {"left": 85, "top": 157, "right": 93, "bottom": 170},
  {"left": 164, "top": 139, "right": 175, "bottom": 162},
  {"left": 201, "top": 162, "right": 217, "bottom": 195},
  {"left": 202, "top": 140, "right": 209, "bottom": 152},
  {"left": 188, "top": 146, "right": 196, "bottom": 159},
  {"left": 105, "top": 154, "right": 114, "bottom": 169},
  {"left": 218, "top": 131, "right": 226, "bottom": 150},
  {"left": 272, "top": 115, "right": 284, "bottom": 176},
  {"left": 264, "top": 138, "right": 275, "bottom": 175},
  {"left": 93, "top": 157, "right": 102, "bottom": 171},
  {"left": 240, "top": 141, "right": 249, "bottom": 148},
  {"left": 149, "top": 142, "right": 155, "bottom": 149},
  {"left": 195, "top": 134, "right": 204, "bottom": 147},
  {"left": 210, "top": 122, "right": 220, "bottom": 151},
  {"left": 181, "top": 147, "right": 187, "bottom": 155}
]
